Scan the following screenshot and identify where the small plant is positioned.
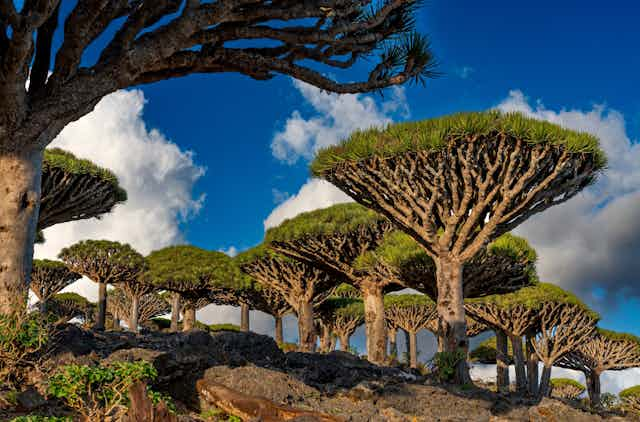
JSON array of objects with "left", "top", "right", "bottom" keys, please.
[
  {"left": 10, "top": 416, "right": 72, "bottom": 422},
  {"left": 433, "top": 350, "right": 466, "bottom": 382},
  {"left": 620, "top": 385, "right": 640, "bottom": 414},
  {"left": 599, "top": 392, "right": 620, "bottom": 410},
  {"left": 47, "top": 360, "right": 162, "bottom": 420},
  {"left": 278, "top": 342, "right": 298, "bottom": 353}
]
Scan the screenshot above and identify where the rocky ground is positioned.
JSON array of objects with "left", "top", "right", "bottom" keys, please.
[{"left": 2, "top": 325, "right": 637, "bottom": 421}]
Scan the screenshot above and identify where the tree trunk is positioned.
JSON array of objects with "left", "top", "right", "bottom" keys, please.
[
  {"left": 538, "top": 364, "right": 552, "bottom": 399},
  {"left": 362, "top": 283, "right": 386, "bottom": 365},
  {"left": 170, "top": 293, "right": 181, "bottom": 333},
  {"left": 240, "top": 303, "right": 250, "bottom": 332},
  {"left": 526, "top": 330, "right": 539, "bottom": 396},
  {"left": 129, "top": 295, "right": 140, "bottom": 333},
  {"left": 297, "top": 300, "right": 316, "bottom": 352},
  {"left": 339, "top": 333, "right": 350, "bottom": 352},
  {"left": 403, "top": 328, "right": 411, "bottom": 363},
  {"left": 274, "top": 316, "right": 283, "bottom": 344},
  {"left": 388, "top": 328, "right": 398, "bottom": 358},
  {"left": 95, "top": 282, "right": 108, "bottom": 330},
  {"left": 435, "top": 257, "right": 470, "bottom": 384},
  {"left": 0, "top": 148, "right": 44, "bottom": 315},
  {"left": 409, "top": 330, "right": 418, "bottom": 369},
  {"left": 510, "top": 335, "right": 527, "bottom": 393},
  {"left": 587, "top": 371, "right": 601, "bottom": 409},
  {"left": 112, "top": 317, "right": 121, "bottom": 331},
  {"left": 496, "top": 330, "right": 510, "bottom": 393},
  {"left": 330, "top": 335, "right": 337, "bottom": 351},
  {"left": 183, "top": 307, "right": 196, "bottom": 331}
]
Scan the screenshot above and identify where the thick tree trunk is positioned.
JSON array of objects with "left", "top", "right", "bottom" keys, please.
[
  {"left": 587, "top": 371, "right": 601, "bottom": 409},
  {"left": 240, "top": 303, "right": 250, "bottom": 332},
  {"left": 510, "top": 335, "right": 527, "bottom": 393},
  {"left": 526, "top": 330, "right": 539, "bottom": 396},
  {"left": 339, "top": 333, "right": 350, "bottom": 352},
  {"left": 496, "top": 330, "right": 510, "bottom": 393},
  {"left": 183, "top": 307, "right": 196, "bottom": 331},
  {"left": 129, "top": 295, "right": 140, "bottom": 333},
  {"left": 435, "top": 257, "right": 470, "bottom": 384},
  {"left": 274, "top": 316, "right": 283, "bottom": 344},
  {"left": 409, "top": 330, "right": 418, "bottom": 369},
  {"left": 170, "top": 293, "right": 181, "bottom": 333},
  {"left": 388, "top": 328, "right": 398, "bottom": 358},
  {"left": 297, "top": 300, "right": 316, "bottom": 352},
  {"left": 95, "top": 281, "right": 108, "bottom": 330},
  {"left": 538, "top": 364, "right": 552, "bottom": 399},
  {"left": 0, "top": 148, "right": 44, "bottom": 315},
  {"left": 362, "top": 283, "right": 386, "bottom": 365},
  {"left": 403, "top": 328, "right": 411, "bottom": 363}
]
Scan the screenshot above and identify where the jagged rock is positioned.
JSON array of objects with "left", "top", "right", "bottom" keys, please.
[{"left": 16, "top": 388, "right": 46, "bottom": 411}]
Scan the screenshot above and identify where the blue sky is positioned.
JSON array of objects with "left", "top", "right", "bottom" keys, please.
[{"left": 33, "top": 2, "right": 640, "bottom": 339}]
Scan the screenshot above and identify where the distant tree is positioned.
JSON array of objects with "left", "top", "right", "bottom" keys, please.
[
  {"left": 312, "top": 111, "right": 605, "bottom": 383},
  {"left": 384, "top": 294, "right": 436, "bottom": 368},
  {"left": 332, "top": 283, "right": 361, "bottom": 299},
  {"left": 557, "top": 329, "right": 640, "bottom": 408},
  {"left": 238, "top": 246, "right": 336, "bottom": 352},
  {"left": 236, "top": 284, "right": 292, "bottom": 344},
  {"left": 30, "top": 259, "right": 81, "bottom": 312},
  {"left": 107, "top": 288, "right": 170, "bottom": 331},
  {"left": 317, "top": 297, "right": 365, "bottom": 353},
  {"left": 146, "top": 245, "right": 245, "bottom": 331},
  {"left": 267, "top": 203, "right": 401, "bottom": 364},
  {"left": 48, "top": 292, "right": 95, "bottom": 325},
  {"left": 0, "top": 0, "right": 436, "bottom": 318},
  {"left": 59, "top": 240, "right": 144, "bottom": 330},
  {"left": 469, "top": 336, "right": 515, "bottom": 365},
  {"left": 550, "top": 378, "right": 586, "bottom": 401},
  {"left": 620, "top": 386, "right": 640, "bottom": 415}
]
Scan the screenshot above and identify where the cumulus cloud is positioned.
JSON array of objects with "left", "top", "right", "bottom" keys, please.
[
  {"left": 35, "top": 90, "right": 206, "bottom": 300},
  {"left": 219, "top": 246, "right": 239, "bottom": 257},
  {"left": 271, "top": 80, "right": 409, "bottom": 164},
  {"left": 497, "top": 90, "right": 640, "bottom": 300}
]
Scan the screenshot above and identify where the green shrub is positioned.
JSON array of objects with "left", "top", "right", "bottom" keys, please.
[
  {"left": 599, "top": 392, "right": 620, "bottom": 409},
  {"left": 433, "top": 350, "right": 466, "bottom": 382},
  {"left": 10, "top": 417, "right": 72, "bottom": 422},
  {"left": 208, "top": 323, "right": 241, "bottom": 332},
  {"left": 47, "top": 360, "right": 163, "bottom": 420},
  {"left": 278, "top": 342, "right": 298, "bottom": 352},
  {"left": 550, "top": 378, "right": 585, "bottom": 400},
  {"left": 620, "top": 385, "right": 640, "bottom": 414}
]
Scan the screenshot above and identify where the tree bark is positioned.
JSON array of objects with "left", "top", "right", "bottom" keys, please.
[
  {"left": 170, "top": 293, "right": 181, "bottom": 333},
  {"left": 403, "top": 328, "right": 411, "bottom": 363},
  {"left": 526, "top": 330, "right": 539, "bottom": 396},
  {"left": 0, "top": 148, "right": 44, "bottom": 315},
  {"left": 319, "top": 324, "right": 331, "bottom": 353},
  {"left": 129, "top": 295, "right": 140, "bottom": 333},
  {"left": 183, "top": 307, "right": 196, "bottom": 331},
  {"left": 388, "top": 328, "right": 398, "bottom": 358},
  {"left": 538, "top": 364, "right": 553, "bottom": 399},
  {"left": 496, "top": 330, "right": 510, "bottom": 393},
  {"left": 510, "top": 335, "right": 527, "bottom": 393},
  {"left": 112, "top": 317, "right": 121, "bottom": 331},
  {"left": 587, "top": 370, "right": 601, "bottom": 409},
  {"left": 329, "top": 335, "right": 337, "bottom": 352},
  {"left": 339, "top": 333, "right": 350, "bottom": 352},
  {"left": 275, "top": 316, "right": 284, "bottom": 344},
  {"left": 435, "top": 257, "right": 470, "bottom": 384},
  {"left": 240, "top": 303, "right": 250, "bottom": 332},
  {"left": 362, "top": 283, "right": 386, "bottom": 365},
  {"left": 297, "top": 300, "right": 316, "bottom": 352},
  {"left": 95, "top": 281, "right": 108, "bottom": 330},
  {"left": 409, "top": 330, "right": 418, "bottom": 369}
]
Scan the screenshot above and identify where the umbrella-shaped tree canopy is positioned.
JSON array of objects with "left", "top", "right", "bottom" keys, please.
[{"left": 31, "top": 259, "right": 81, "bottom": 306}]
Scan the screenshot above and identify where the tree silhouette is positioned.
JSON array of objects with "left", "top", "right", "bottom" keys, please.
[{"left": 30, "top": 259, "right": 81, "bottom": 312}]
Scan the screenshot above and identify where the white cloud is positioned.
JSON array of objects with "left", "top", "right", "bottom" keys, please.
[
  {"left": 219, "top": 246, "right": 238, "bottom": 257},
  {"left": 455, "top": 66, "right": 475, "bottom": 79},
  {"left": 35, "top": 90, "right": 206, "bottom": 300},
  {"left": 271, "top": 80, "right": 409, "bottom": 164},
  {"left": 497, "top": 90, "right": 640, "bottom": 300}
]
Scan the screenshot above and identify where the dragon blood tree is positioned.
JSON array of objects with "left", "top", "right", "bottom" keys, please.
[
  {"left": 108, "top": 288, "right": 170, "bottom": 331},
  {"left": 556, "top": 329, "right": 640, "bottom": 408},
  {"left": 266, "top": 203, "right": 401, "bottom": 364},
  {"left": 238, "top": 246, "right": 337, "bottom": 352},
  {"left": 236, "top": 283, "right": 292, "bottom": 344},
  {"left": 317, "top": 297, "right": 365, "bottom": 353},
  {"left": 0, "top": 0, "right": 436, "bottom": 317},
  {"left": 384, "top": 294, "right": 436, "bottom": 368},
  {"left": 30, "top": 259, "right": 81, "bottom": 312},
  {"left": 312, "top": 111, "right": 605, "bottom": 382},
  {"left": 59, "top": 240, "right": 144, "bottom": 330},
  {"left": 550, "top": 379, "right": 586, "bottom": 401},
  {"left": 147, "top": 246, "right": 245, "bottom": 332},
  {"left": 48, "top": 292, "right": 95, "bottom": 325},
  {"left": 620, "top": 386, "right": 640, "bottom": 415}
]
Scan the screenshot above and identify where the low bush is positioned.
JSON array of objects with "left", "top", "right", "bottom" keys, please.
[
  {"left": 433, "top": 350, "right": 466, "bottom": 382},
  {"left": 10, "top": 416, "right": 71, "bottom": 422},
  {"left": 620, "top": 385, "right": 640, "bottom": 414}
]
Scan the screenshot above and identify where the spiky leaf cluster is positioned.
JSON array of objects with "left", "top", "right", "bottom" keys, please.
[{"left": 31, "top": 259, "right": 81, "bottom": 302}]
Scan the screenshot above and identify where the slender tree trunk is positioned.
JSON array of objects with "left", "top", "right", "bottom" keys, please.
[
  {"left": 409, "top": 330, "right": 418, "bottom": 369},
  {"left": 526, "top": 330, "right": 539, "bottom": 396},
  {"left": 319, "top": 324, "right": 331, "bottom": 353},
  {"left": 403, "top": 328, "right": 411, "bottom": 363},
  {"left": 95, "top": 282, "right": 108, "bottom": 330},
  {"left": 339, "top": 333, "right": 350, "bottom": 352},
  {"left": 496, "top": 330, "right": 510, "bottom": 393},
  {"left": 0, "top": 147, "right": 44, "bottom": 315},
  {"left": 538, "top": 364, "right": 552, "bottom": 399},
  {"left": 435, "top": 257, "right": 470, "bottom": 384},
  {"left": 510, "top": 335, "right": 527, "bottom": 393},
  {"left": 297, "top": 300, "right": 316, "bottom": 352},
  {"left": 112, "top": 317, "right": 121, "bottom": 331},
  {"left": 129, "top": 295, "right": 140, "bottom": 333},
  {"left": 274, "top": 316, "right": 283, "bottom": 344},
  {"left": 170, "top": 293, "right": 181, "bottom": 333},
  {"left": 362, "top": 283, "right": 386, "bottom": 365},
  {"left": 587, "top": 370, "right": 601, "bottom": 409},
  {"left": 240, "top": 303, "right": 250, "bottom": 332},
  {"left": 388, "top": 327, "right": 398, "bottom": 358},
  {"left": 183, "top": 307, "right": 196, "bottom": 331},
  {"left": 329, "top": 335, "right": 337, "bottom": 352}
]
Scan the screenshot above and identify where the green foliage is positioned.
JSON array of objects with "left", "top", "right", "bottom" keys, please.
[
  {"left": 208, "top": 323, "right": 241, "bottom": 332},
  {"left": 599, "top": 392, "right": 620, "bottom": 409},
  {"left": 319, "top": 297, "right": 365, "bottom": 320},
  {"left": 44, "top": 148, "right": 127, "bottom": 202},
  {"left": 59, "top": 240, "right": 145, "bottom": 277},
  {"left": 150, "top": 317, "right": 171, "bottom": 329},
  {"left": 47, "top": 360, "right": 158, "bottom": 420},
  {"left": 469, "top": 336, "right": 517, "bottom": 363},
  {"left": 146, "top": 389, "right": 176, "bottom": 413},
  {"left": 597, "top": 328, "right": 640, "bottom": 347},
  {"left": 278, "top": 342, "right": 298, "bottom": 353},
  {"left": 550, "top": 378, "right": 586, "bottom": 391},
  {"left": 384, "top": 294, "right": 434, "bottom": 308},
  {"left": 332, "top": 283, "right": 360, "bottom": 299},
  {"left": 433, "top": 350, "right": 466, "bottom": 382},
  {"left": 311, "top": 111, "right": 606, "bottom": 175},
  {"left": 51, "top": 292, "right": 92, "bottom": 306},
  {"left": 10, "top": 417, "right": 72, "bottom": 422},
  {"left": 620, "top": 385, "right": 640, "bottom": 399},
  {"left": 264, "top": 203, "right": 384, "bottom": 242},
  {"left": 32, "top": 259, "right": 72, "bottom": 272}
]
